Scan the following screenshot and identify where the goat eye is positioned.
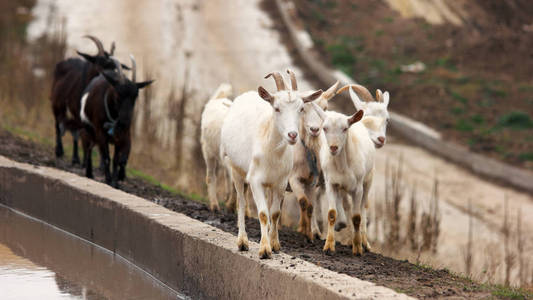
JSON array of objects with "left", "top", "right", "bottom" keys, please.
[
  {"left": 299, "top": 107, "right": 304, "bottom": 113},
  {"left": 323, "top": 127, "right": 328, "bottom": 133},
  {"left": 343, "top": 127, "right": 348, "bottom": 132},
  {"left": 274, "top": 107, "right": 280, "bottom": 113}
]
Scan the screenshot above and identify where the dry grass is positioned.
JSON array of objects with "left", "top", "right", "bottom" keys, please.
[{"left": 0, "top": 0, "right": 66, "bottom": 138}]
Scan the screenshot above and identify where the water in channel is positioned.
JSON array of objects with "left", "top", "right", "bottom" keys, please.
[{"left": 0, "top": 205, "right": 187, "bottom": 300}]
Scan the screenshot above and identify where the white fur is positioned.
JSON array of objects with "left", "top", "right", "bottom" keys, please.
[
  {"left": 80, "top": 93, "right": 92, "bottom": 126},
  {"left": 349, "top": 87, "right": 390, "bottom": 148},
  {"left": 334, "top": 86, "right": 391, "bottom": 229},
  {"left": 220, "top": 87, "right": 308, "bottom": 258},
  {"left": 200, "top": 83, "right": 233, "bottom": 211},
  {"left": 313, "top": 105, "right": 375, "bottom": 255}
]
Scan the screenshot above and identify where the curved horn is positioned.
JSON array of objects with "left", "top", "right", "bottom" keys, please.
[
  {"left": 83, "top": 35, "right": 105, "bottom": 56},
  {"left": 129, "top": 54, "right": 137, "bottom": 83},
  {"left": 336, "top": 84, "right": 375, "bottom": 102},
  {"left": 286, "top": 69, "right": 297, "bottom": 90},
  {"left": 110, "top": 41, "right": 116, "bottom": 56},
  {"left": 112, "top": 58, "right": 125, "bottom": 83},
  {"left": 322, "top": 80, "right": 340, "bottom": 100},
  {"left": 264, "top": 72, "right": 286, "bottom": 91}
]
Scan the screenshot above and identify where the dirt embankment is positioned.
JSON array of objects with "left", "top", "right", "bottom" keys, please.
[
  {"left": 288, "top": 0, "right": 533, "bottom": 170},
  {"left": 4, "top": 128, "right": 528, "bottom": 299}
]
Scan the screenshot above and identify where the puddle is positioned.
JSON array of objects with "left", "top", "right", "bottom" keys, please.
[{"left": 0, "top": 205, "right": 187, "bottom": 300}]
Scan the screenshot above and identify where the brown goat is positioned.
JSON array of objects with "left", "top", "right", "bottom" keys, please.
[{"left": 80, "top": 56, "right": 153, "bottom": 187}]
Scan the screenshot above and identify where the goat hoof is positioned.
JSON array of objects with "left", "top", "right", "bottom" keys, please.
[
  {"left": 209, "top": 203, "right": 221, "bottom": 212},
  {"left": 259, "top": 247, "right": 272, "bottom": 259},
  {"left": 323, "top": 243, "right": 335, "bottom": 255},
  {"left": 271, "top": 240, "right": 281, "bottom": 253},
  {"left": 237, "top": 235, "right": 249, "bottom": 251},
  {"left": 335, "top": 222, "right": 347, "bottom": 231},
  {"left": 323, "top": 248, "right": 334, "bottom": 256},
  {"left": 362, "top": 242, "right": 372, "bottom": 252}
]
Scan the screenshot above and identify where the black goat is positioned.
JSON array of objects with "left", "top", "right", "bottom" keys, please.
[
  {"left": 80, "top": 55, "right": 153, "bottom": 187},
  {"left": 50, "top": 35, "right": 128, "bottom": 165}
]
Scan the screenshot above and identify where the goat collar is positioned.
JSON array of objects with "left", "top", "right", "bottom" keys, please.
[
  {"left": 103, "top": 90, "right": 117, "bottom": 136},
  {"left": 301, "top": 138, "right": 319, "bottom": 186}
]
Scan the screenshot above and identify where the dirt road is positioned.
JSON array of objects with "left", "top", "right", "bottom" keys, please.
[{"left": 28, "top": 0, "right": 532, "bottom": 285}]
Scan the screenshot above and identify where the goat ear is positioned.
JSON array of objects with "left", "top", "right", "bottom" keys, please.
[
  {"left": 382, "top": 91, "right": 390, "bottom": 107},
  {"left": 101, "top": 70, "right": 120, "bottom": 87},
  {"left": 347, "top": 110, "right": 364, "bottom": 126},
  {"left": 258, "top": 86, "right": 274, "bottom": 104},
  {"left": 349, "top": 86, "right": 365, "bottom": 111},
  {"left": 302, "top": 89, "right": 323, "bottom": 103},
  {"left": 310, "top": 102, "right": 327, "bottom": 121},
  {"left": 77, "top": 51, "right": 96, "bottom": 64},
  {"left": 136, "top": 80, "right": 154, "bottom": 90}
]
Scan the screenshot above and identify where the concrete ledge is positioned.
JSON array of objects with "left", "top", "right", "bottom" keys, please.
[
  {"left": 0, "top": 155, "right": 411, "bottom": 300},
  {"left": 274, "top": 0, "right": 533, "bottom": 194}
]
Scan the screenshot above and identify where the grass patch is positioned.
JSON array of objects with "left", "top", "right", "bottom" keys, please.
[
  {"left": 2, "top": 123, "right": 53, "bottom": 146},
  {"left": 455, "top": 119, "right": 474, "bottom": 132},
  {"left": 518, "top": 152, "right": 533, "bottom": 162},
  {"left": 451, "top": 106, "right": 464, "bottom": 115},
  {"left": 491, "top": 285, "right": 533, "bottom": 300},
  {"left": 497, "top": 111, "right": 533, "bottom": 130},
  {"left": 327, "top": 40, "right": 357, "bottom": 76},
  {"left": 126, "top": 168, "right": 207, "bottom": 204},
  {"left": 436, "top": 57, "right": 457, "bottom": 72},
  {"left": 471, "top": 114, "right": 485, "bottom": 125},
  {"left": 449, "top": 90, "right": 468, "bottom": 104}
]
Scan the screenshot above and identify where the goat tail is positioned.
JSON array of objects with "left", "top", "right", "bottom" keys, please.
[{"left": 209, "top": 83, "right": 233, "bottom": 101}]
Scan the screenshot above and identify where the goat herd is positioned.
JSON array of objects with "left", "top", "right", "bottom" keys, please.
[{"left": 51, "top": 36, "right": 391, "bottom": 259}]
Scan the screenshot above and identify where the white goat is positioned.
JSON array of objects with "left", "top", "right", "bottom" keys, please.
[
  {"left": 221, "top": 71, "right": 322, "bottom": 258},
  {"left": 313, "top": 103, "right": 378, "bottom": 256},
  {"left": 286, "top": 71, "right": 339, "bottom": 241},
  {"left": 331, "top": 84, "right": 391, "bottom": 234},
  {"left": 200, "top": 83, "right": 233, "bottom": 211}
]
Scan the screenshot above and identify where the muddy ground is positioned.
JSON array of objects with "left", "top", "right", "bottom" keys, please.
[
  {"left": 283, "top": 0, "right": 533, "bottom": 171},
  {"left": 0, "top": 129, "right": 506, "bottom": 299}
]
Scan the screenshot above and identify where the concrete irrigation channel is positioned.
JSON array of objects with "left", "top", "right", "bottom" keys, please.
[{"left": 0, "top": 155, "right": 410, "bottom": 299}]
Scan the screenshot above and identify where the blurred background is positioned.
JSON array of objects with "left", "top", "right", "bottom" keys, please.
[{"left": 0, "top": 0, "right": 531, "bottom": 290}]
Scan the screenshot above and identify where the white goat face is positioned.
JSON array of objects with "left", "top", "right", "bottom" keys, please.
[
  {"left": 311, "top": 103, "right": 363, "bottom": 156},
  {"left": 349, "top": 87, "right": 390, "bottom": 148},
  {"left": 259, "top": 85, "right": 323, "bottom": 145},
  {"left": 271, "top": 91, "right": 304, "bottom": 145},
  {"left": 322, "top": 111, "right": 350, "bottom": 155},
  {"left": 302, "top": 101, "right": 324, "bottom": 138}
]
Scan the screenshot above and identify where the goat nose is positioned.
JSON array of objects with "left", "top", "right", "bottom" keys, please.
[
  {"left": 377, "top": 136, "right": 385, "bottom": 144},
  {"left": 330, "top": 145, "right": 338, "bottom": 152},
  {"left": 288, "top": 131, "right": 298, "bottom": 140},
  {"left": 310, "top": 127, "right": 319, "bottom": 133}
]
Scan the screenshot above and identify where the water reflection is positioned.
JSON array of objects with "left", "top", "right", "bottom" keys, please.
[{"left": 0, "top": 205, "right": 186, "bottom": 300}]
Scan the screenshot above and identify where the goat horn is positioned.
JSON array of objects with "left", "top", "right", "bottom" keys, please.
[
  {"left": 110, "top": 41, "right": 116, "bottom": 56},
  {"left": 322, "top": 80, "right": 340, "bottom": 100},
  {"left": 129, "top": 54, "right": 136, "bottom": 83},
  {"left": 83, "top": 35, "right": 105, "bottom": 56},
  {"left": 264, "top": 72, "right": 286, "bottom": 91},
  {"left": 112, "top": 58, "right": 125, "bottom": 83},
  {"left": 336, "top": 84, "right": 375, "bottom": 102},
  {"left": 286, "top": 69, "right": 297, "bottom": 90}
]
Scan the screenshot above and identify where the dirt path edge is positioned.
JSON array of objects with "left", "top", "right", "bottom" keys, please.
[
  {"left": 274, "top": 0, "right": 533, "bottom": 194},
  {"left": 0, "top": 155, "right": 412, "bottom": 300}
]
